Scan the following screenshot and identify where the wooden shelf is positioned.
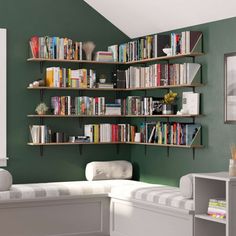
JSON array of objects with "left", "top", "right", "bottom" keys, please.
[
  {"left": 27, "top": 114, "right": 202, "bottom": 118},
  {"left": 127, "top": 142, "right": 203, "bottom": 148},
  {"left": 27, "top": 52, "right": 204, "bottom": 65},
  {"left": 28, "top": 142, "right": 203, "bottom": 148},
  {"left": 195, "top": 214, "right": 226, "bottom": 224},
  {"left": 126, "top": 52, "right": 204, "bottom": 64},
  {"left": 27, "top": 83, "right": 203, "bottom": 91},
  {"left": 27, "top": 58, "right": 125, "bottom": 65},
  {"left": 28, "top": 142, "right": 125, "bottom": 146}
]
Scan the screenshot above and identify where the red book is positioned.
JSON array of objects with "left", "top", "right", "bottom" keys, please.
[
  {"left": 157, "top": 64, "right": 161, "bottom": 86},
  {"left": 95, "top": 97, "right": 98, "bottom": 115},
  {"left": 30, "top": 36, "right": 39, "bottom": 58}
]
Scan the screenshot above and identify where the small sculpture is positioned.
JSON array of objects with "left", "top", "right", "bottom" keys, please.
[{"left": 82, "top": 41, "right": 96, "bottom": 61}]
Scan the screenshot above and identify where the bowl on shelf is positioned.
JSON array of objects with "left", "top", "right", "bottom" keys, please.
[{"left": 162, "top": 48, "right": 172, "bottom": 56}]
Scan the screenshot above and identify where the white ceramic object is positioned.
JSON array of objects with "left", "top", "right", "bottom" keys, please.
[
  {"left": 162, "top": 48, "right": 172, "bottom": 56},
  {"left": 99, "top": 78, "right": 106, "bottom": 84}
]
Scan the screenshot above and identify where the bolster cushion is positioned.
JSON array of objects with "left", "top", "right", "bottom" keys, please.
[
  {"left": 85, "top": 160, "right": 132, "bottom": 181},
  {"left": 0, "top": 169, "right": 12, "bottom": 191},
  {"left": 179, "top": 174, "right": 193, "bottom": 199}
]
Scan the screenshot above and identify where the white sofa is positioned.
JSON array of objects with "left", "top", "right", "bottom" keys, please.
[{"left": 0, "top": 180, "right": 194, "bottom": 236}]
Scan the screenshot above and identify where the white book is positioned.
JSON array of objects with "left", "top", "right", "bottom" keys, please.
[
  {"left": 186, "top": 31, "right": 190, "bottom": 54},
  {"left": 40, "top": 125, "right": 46, "bottom": 143},
  {"left": 182, "top": 92, "right": 200, "bottom": 115},
  {"left": 84, "top": 125, "right": 93, "bottom": 142},
  {"left": 181, "top": 31, "right": 186, "bottom": 54},
  {"left": 180, "top": 64, "right": 184, "bottom": 85}
]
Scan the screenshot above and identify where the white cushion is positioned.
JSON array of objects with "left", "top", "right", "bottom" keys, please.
[
  {"left": 0, "top": 169, "right": 12, "bottom": 191},
  {"left": 85, "top": 161, "right": 132, "bottom": 181},
  {"left": 179, "top": 174, "right": 193, "bottom": 199}
]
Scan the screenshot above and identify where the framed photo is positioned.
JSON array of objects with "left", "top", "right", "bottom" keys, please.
[{"left": 224, "top": 52, "right": 236, "bottom": 123}]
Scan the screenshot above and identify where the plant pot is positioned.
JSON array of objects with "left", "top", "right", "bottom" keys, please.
[
  {"left": 37, "top": 111, "right": 46, "bottom": 115},
  {"left": 162, "top": 104, "right": 174, "bottom": 115}
]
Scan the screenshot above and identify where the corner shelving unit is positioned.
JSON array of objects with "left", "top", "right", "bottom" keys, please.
[
  {"left": 194, "top": 172, "right": 236, "bottom": 236},
  {"left": 27, "top": 37, "right": 204, "bottom": 156}
]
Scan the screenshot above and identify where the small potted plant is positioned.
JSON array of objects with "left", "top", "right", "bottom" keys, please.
[
  {"left": 35, "top": 102, "right": 49, "bottom": 115},
  {"left": 162, "top": 91, "right": 178, "bottom": 115}
]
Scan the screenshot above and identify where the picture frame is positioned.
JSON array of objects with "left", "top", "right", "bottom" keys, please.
[{"left": 224, "top": 52, "right": 236, "bottom": 123}]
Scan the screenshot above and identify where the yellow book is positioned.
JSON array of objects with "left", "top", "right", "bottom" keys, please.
[
  {"left": 46, "top": 67, "right": 54, "bottom": 87},
  {"left": 82, "top": 69, "right": 87, "bottom": 88},
  {"left": 68, "top": 68, "right": 71, "bottom": 87}
]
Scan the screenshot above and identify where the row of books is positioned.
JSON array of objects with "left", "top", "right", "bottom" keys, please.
[
  {"left": 117, "top": 63, "right": 201, "bottom": 89},
  {"left": 118, "top": 34, "right": 167, "bottom": 62},
  {"left": 29, "top": 122, "right": 200, "bottom": 146},
  {"left": 50, "top": 96, "right": 170, "bottom": 116},
  {"left": 51, "top": 96, "right": 105, "bottom": 116},
  {"left": 84, "top": 124, "right": 136, "bottom": 143},
  {"left": 30, "top": 36, "right": 83, "bottom": 60},
  {"left": 138, "top": 122, "right": 201, "bottom": 145},
  {"left": 49, "top": 94, "right": 200, "bottom": 116},
  {"left": 207, "top": 199, "right": 226, "bottom": 219},
  {"left": 46, "top": 67, "right": 96, "bottom": 88},
  {"left": 116, "top": 31, "right": 202, "bottom": 62}
]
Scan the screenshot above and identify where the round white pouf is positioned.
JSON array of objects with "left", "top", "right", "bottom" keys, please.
[{"left": 0, "top": 169, "right": 12, "bottom": 191}]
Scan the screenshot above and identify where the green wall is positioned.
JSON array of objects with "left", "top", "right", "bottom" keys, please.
[
  {"left": 0, "top": 0, "right": 130, "bottom": 184},
  {"left": 1, "top": 0, "right": 236, "bottom": 186},
  {"left": 131, "top": 17, "right": 236, "bottom": 186}
]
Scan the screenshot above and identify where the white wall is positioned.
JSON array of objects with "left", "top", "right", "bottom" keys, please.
[
  {"left": 0, "top": 29, "right": 7, "bottom": 166},
  {"left": 84, "top": 0, "right": 236, "bottom": 38}
]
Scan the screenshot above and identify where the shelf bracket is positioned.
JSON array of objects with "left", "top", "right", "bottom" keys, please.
[
  {"left": 40, "top": 146, "right": 43, "bottom": 156},
  {"left": 40, "top": 89, "right": 44, "bottom": 102},
  {"left": 167, "top": 147, "right": 170, "bottom": 157},
  {"left": 79, "top": 145, "right": 83, "bottom": 155},
  {"left": 192, "top": 148, "right": 195, "bottom": 160},
  {"left": 79, "top": 118, "right": 82, "bottom": 128},
  {"left": 40, "top": 61, "right": 44, "bottom": 74},
  {"left": 116, "top": 144, "right": 120, "bottom": 154}
]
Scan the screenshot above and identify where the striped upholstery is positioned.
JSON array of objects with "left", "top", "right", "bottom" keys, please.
[
  {"left": 110, "top": 184, "right": 194, "bottom": 211},
  {"left": 0, "top": 180, "right": 194, "bottom": 211},
  {"left": 0, "top": 180, "right": 144, "bottom": 202}
]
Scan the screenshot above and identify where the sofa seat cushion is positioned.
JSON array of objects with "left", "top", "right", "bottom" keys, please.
[
  {"left": 0, "top": 180, "right": 141, "bottom": 203},
  {"left": 110, "top": 184, "right": 194, "bottom": 211}
]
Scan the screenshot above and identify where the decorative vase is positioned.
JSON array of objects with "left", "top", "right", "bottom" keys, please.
[
  {"left": 82, "top": 41, "right": 95, "bottom": 61},
  {"left": 162, "top": 104, "right": 173, "bottom": 115},
  {"left": 229, "top": 159, "right": 236, "bottom": 177}
]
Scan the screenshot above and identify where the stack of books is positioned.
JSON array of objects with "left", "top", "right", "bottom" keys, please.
[
  {"left": 138, "top": 122, "right": 201, "bottom": 145},
  {"left": 46, "top": 67, "right": 96, "bottom": 88},
  {"left": 119, "top": 62, "right": 200, "bottom": 89},
  {"left": 105, "top": 104, "right": 121, "bottom": 115},
  {"left": 29, "top": 125, "right": 51, "bottom": 143},
  {"left": 84, "top": 124, "right": 136, "bottom": 143},
  {"left": 51, "top": 96, "right": 105, "bottom": 116},
  {"left": 96, "top": 83, "right": 114, "bottom": 89},
  {"left": 207, "top": 199, "right": 226, "bottom": 219},
  {"left": 95, "top": 51, "right": 114, "bottom": 62},
  {"left": 29, "top": 36, "right": 83, "bottom": 60}
]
